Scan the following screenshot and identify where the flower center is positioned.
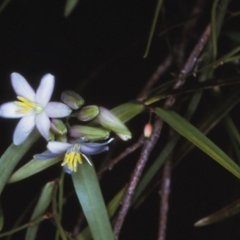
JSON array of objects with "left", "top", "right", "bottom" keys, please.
[
  {"left": 15, "top": 96, "right": 43, "bottom": 114},
  {"left": 61, "top": 144, "right": 82, "bottom": 172}
]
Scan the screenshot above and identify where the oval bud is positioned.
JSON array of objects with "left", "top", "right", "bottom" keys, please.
[
  {"left": 70, "top": 125, "right": 110, "bottom": 141},
  {"left": 56, "top": 134, "right": 68, "bottom": 143},
  {"left": 61, "top": 91, "right": 85, "bottom": 110},
  {"left": 51, "top": 119, "right": 67, "bottom": 135},
  {"left": 96, "top": 106, "right": 132, "bottom": 141},
  {"left": 144, "top": 123, "right": 152, "bottom": 138},
  {"left": 48, "top": 130, "right": 55, "bottom": 141},
  {"left": 77, "top": 105, "right": 99, "bottom": 121}
]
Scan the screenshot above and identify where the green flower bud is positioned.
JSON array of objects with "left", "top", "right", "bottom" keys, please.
[
  {"left": 77, "top": 105, "right": 99, "bottom": 121},
  {"left": 70, "top": 125, "right": 110, "bottom": 141},
  {"left": 96, "top": 106, "right": 132, "bottom": 141},
  {"left": 56, "top": 134, "right": 68, "bottom": 143},
  {"left": 50, "top": 119, "right": 67, "bottom": 135},
  {"left": 61, "top": 91, "right": 85, "bottom": 110},
  {"left": 48, "top": 130, "right": 55, "bottom": 141}
]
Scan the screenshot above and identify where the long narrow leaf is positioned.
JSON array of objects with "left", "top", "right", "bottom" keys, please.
[
  {"left": 176, "top": 88, "right": 240, "bottom": 163},
  {"left": 0, "top": 129, "right": 40, "bottom": 195},
  {"left": 143, "top": 0, "right": 163, "bottom": 58},
  {"left": 64, "top": 0, "right": 79, "bottom": 17},
  {"left": 111, "top": 101, "right": 145, "bottom": 123},
  {"left": 25, "top": 181, "right": 54, "bottom": 240},
  {"left": 8, "top": 155, "right": 63, "bottom": 184},
  {"left": 77, "top": 187, "right": 126, "bottom": 240},
  {"left": 72, "top": 160, "right": 114, "bottom": 240},
  {"left": 0, "top": 202, "right": 4, "bottom": 231},
  {"left": 223, "top": 116, "right": 240, "bottom": 164},
  {"left": 211, "top": 0, "right": 219, "bottom": 60},
  {"left": 155, "top": 108, "right": 240, "bottom": 178},
  {"left": 194, "top": 198, "right": 240, "bottom": 227}
]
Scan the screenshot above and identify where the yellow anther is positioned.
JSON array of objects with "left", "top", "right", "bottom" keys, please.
[
  {"left": 61, "top": 144, "right": 82, "bottom": 172},
  {"left": 15, "top": 96, "right": 43, "bottom": 114}
]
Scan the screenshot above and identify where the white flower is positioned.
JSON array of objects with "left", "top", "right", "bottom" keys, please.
[
  {"left": 34, "top": 138, "right": 114, "bottom": 173},
  {"left": 0, "top": 72, "right": 72, "bottom": 145}
]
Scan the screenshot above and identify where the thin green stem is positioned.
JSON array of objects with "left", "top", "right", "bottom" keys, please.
[
  {"left": 0, "top": 215, "right": 51, "bottom": 238},
  {"left": 55, "top": 171, "right": 65, "bottom": 240},
  {"left": 52, "top": 182, "right": 67, "bottom": 240},
  {"left": 211, "top": 0, "right": 219, "bottom": 60}
]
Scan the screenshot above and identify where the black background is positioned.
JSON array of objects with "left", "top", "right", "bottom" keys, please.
[{"left": 0, "top": 0, "right": 240, "bottom": 239}]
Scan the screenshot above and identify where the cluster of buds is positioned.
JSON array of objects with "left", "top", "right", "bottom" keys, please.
[
  {"left": 44, "top": 90, "right": 132, "bottom": 173},
  {"left": 61, "top": 90, "right": 132, "bottom": 142}
]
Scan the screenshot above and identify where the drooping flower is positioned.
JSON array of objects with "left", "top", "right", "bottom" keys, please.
[
  {"left": 0, "top": 73, "right": 72, "bottom": 145},
  {"left": 34, "top": 138, "right": 114, "bottom": 173}
]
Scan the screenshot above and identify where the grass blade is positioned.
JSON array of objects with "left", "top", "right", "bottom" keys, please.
[{"left": 154, "top": 107, "right": 240, "bottom": 179}]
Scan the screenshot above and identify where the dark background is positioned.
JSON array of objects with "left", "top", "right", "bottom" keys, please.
[{"left": 0, "top": 0, "right": 240, "bottom": 239}]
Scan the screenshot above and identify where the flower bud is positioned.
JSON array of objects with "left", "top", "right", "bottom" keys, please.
[
  {"left": 70, "top": 125, "right": 110, "bottom": 141},
  {"left": 56, "top": 134, "right": 68, "bottom": 143},
  {"left": 61, "top": 91, "right": 84, "bottom": 110},
  {"left": 77, "top": 105, "right": 99, "bottom": 121},
  {"left": 96, "top": 106, "right": 132, "bottom": 141},
  {"left": 50, "top": 119, "right": 67, "bottom": 135},
  {"left": 144, "top": 123, "right": 152, "bottom": 138},
  {"left": 48, "top": 130, "right": 55, "bottom": 141}
]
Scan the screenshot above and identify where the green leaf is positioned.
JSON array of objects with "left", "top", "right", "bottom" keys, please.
[
  {"left": 143, "top": 0, "right": 163, "bottom": 58},
  {"left": 72, "top": 161, "right": 114, "bottom": 240},
  {"left": 77, "top": 187, "right": 126, "bottom": 240},
  {"left": 211, "top": 0, "right": 219, "bottom": 60},
  {"left": 0, "top": 0, "right": 11, "bottom": 14},
  {"left": 194, "top": 198, "right": 240, "bottom": 227},
  {"left": 64, "top": 0, "right": 79, "bottom": 17},
  {"left": 25, "top": 181, "right": 54, "bottom": 240},
  {"left": 154, "top": 107, "right": 240, "bottom": 179},
  {"left": 0, "top": 129, "right": 40, "bottom": 195},
  {"left": 8, "top": 155, "right": 63, "bottom": 184},
  {"left": 134, "top": 89, "right": 240, "bottom": 205},
  {"left": 111, "top": 101, "right": 145, "bottom": 123},
  {"left": 176, "top": 88, "right": 240, "bottom": 163},
  {"left": 0, "top": 202, "right": 4, "bottom": 231},
  {"left": 223, "top": 116, "right": 240, "bottom": 164}
]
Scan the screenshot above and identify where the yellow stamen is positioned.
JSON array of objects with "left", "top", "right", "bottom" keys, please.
[
  {"left": 15, "top": 96, "right": 43, "bottom": 114},
  {"left": 61, "top": 144, "right": 82, "bottom": 172}
]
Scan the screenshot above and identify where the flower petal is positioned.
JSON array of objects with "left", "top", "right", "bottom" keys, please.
[
  {"left": 13, "top": 115, "right": 35, "bottom": 145},
  {"left": 35, "top": 112, "right": 50, "bottom": 140},
  {"left": 0, "top": 102, "right": 31, "bottom": 118},
  {"left": 62, "top": 165, "right": 73, "bottom": 174},
  {"left": 47, "top": 141, "right": 71, "bottom": 154},
  {"left": 45, "top": 102, "right": 72, "bottom": 118},
  {"left": 80, "top": 138, "right": 114, "bottom": 155},
  {"left": 34, "top": 152, "right": 62, "bottom": 160},
  {"left": 36, "top": 74, "right": 55, "bottom": 107},
  {"left": 11, "top": 73, "right": 35, "bottom": 101}
]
